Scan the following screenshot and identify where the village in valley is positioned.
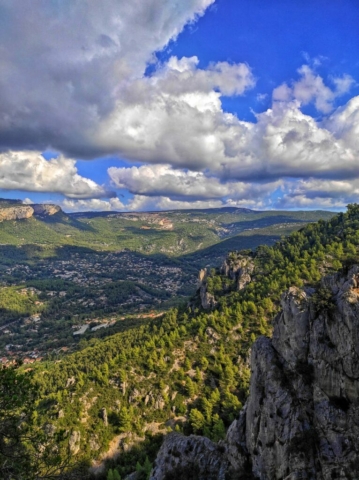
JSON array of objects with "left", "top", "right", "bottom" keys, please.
[{"left": 0, "top": 249, "right": 198, "bottom": 364}]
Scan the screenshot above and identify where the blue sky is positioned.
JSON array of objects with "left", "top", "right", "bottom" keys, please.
[{"left": 0, "top": 0, "right": 359, "bottom": 211}]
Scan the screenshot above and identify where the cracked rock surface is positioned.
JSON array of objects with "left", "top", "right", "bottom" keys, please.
[{"left": 151, "top": 266, "right": 359, "bottom": 479}]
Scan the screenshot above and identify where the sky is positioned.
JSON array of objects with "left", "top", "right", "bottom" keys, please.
[{"left": 1, "top": 0, "right": 359, "bottom": 212}]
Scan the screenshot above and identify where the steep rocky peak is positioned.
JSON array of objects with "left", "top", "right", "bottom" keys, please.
[
  {"left": 196, "top": 253, "right": 255, "bottom": 310},
  {"left": 220, "top": 253, "right": 254, "bottom": 291},
  {"left": 152, "top": 265, "right": 359, "bottom": 479}
]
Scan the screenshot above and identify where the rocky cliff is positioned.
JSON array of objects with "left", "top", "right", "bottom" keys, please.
[
  {"left": 196, "top": 254, "right": 254, "bottom": 310},
  {"left": 32, "top": 204, "right": 61, "bottom": 216},
  {"left": 220, "top": 253, "right": 254, "bottom": 291},
  {"left": 0, "top": 205, "right": 34, "bottom": 221},
  {"left": 0, "top": 203, "right": 61, "bottom": 221},
  {"left": 151, "top": 265, "right": 359, "bottom": 479}
]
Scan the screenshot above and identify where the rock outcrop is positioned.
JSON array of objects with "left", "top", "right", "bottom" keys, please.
[
  {"left": 151, "top": 266, "right": 359, "bottom": 479},
  {"left": 32, "top": 204, "right": 62, "bottom": 216},
  {"left": 220, "top": 254, "right": 254, "bottom": 291},
  {"left": 0, "top": 205, "right": 34, "bottom": 221},
  {"left": 0, "top": 203, "right": 61, "bottom": 221},
  {"left": 196, "top": 268, "right": 218, "bottom": 310},
  {"left": 150, "top": 433, "right": 228, "bottom": 480}
]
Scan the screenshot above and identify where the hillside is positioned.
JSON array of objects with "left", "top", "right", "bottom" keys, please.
[
  {"left": 0, "top": 202, "right": 334, "bottom": 362},
  {"left": 152, "top": 264, "right": 359, "bottom": 479},
  {"left": 8, "top": 204, "right": 357, "bottom": 479},
  {"left": 0, "top": 199, "right": 334, "bottom": 256}
]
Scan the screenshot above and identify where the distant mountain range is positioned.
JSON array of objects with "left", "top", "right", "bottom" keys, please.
[{"left": 0, "top": 198, "right": 335, "bottom": 260}]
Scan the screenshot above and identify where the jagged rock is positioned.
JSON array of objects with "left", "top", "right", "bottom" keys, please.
[
  {"left": 154, "top": 395, "right": 165, "bottom": 410},
  {"left": 129, "top": 388, "right": 141, "bottom": 404},
  {"left": 66, "top": 376, "right": 76, "bottom": 388},
  {"left": 220, "top": 254, "right": 254, "bottom": 291},
  {"left": 0, "top": 205, "right": 34, "bottom": 221},
  {"left": 200, "top": 283, "right": 217, "bottom": 310},
  {"left": 69, "top": 430, "right": 81, "bottom": 455},
  {"left": 101, "top": 407, "right": 108, "bottom": 426},
  {"left": 89, "top": 435, "right": 100, "bottom": 451},
  {"left": 198, "top": 268, "right": 207, "bottom": 286},
  {"left": 151, "top": 266, "right": 359, "bottom": 480},
  {"left": 58, "top": 409, "right": 64, "bottom": 419},
  {"left": 121, "top": 381, "right": 127, "bottom": 395},
  {"left": 205, "top": 327, "right": 221, "bottom": 343},
  {"left": 124, "top": 473, "right": 140, "bottom": 480},
  {"left": 44, "top": 423, "right": 56, "bottom": 437},
  {"left": 149, "top": 433, "right": 228, "bottom": 480},
  {"left": 32, "top": 204, "right": 62, "bottom": 216}
]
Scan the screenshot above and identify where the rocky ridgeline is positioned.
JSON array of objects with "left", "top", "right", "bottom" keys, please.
[
  {"left": 197, "top": 254, "right": 254, "bottom": 309},
  {"left": 151, "top": 265, "right": 359, "bottom": 479},
  {"left": 0, "top": 203, "right": 61, "bottom": 221}
]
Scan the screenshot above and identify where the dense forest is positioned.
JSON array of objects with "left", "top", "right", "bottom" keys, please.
[{"left": 2, "top": 205, "right": 359, "bottom": 479}]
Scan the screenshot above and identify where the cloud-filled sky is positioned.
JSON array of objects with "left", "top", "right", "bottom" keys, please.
[{"left": 1, "top": 0, "right": 359, "bottom": 212}]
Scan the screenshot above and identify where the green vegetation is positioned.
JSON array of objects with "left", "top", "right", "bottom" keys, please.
[
  {"left": 0, "top": 204, "right": 334, "bottom": 257},
  {"left": 8, "top": 205, "right": 353, "bottom": 479},
  {"left": 0, "top": 363, "right": 85, "bottom": 479},
  {"left": 5, "top": 203, "right": 359, "bottom": 478},
  {"left": 0, "top": 206, "right": 333, "bottom": 361}
]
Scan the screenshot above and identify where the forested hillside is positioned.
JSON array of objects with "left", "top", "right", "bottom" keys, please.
[
  {"left": 7, "top": 204, "right": 357, "bottom": 479},
  {"left": 0, "top": 204, "right": 334, "bottom": 364}
]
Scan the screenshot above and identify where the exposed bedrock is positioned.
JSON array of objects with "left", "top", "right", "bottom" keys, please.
[{"left": 151, "top": 266, "right": 359, "bottom": 479}]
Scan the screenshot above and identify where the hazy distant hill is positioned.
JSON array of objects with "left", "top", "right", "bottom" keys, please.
[{"left": 0, "top": 199, "right": 335, "bottom": 258}]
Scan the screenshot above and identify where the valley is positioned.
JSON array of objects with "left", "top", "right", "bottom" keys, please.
[
  {"left": 4, "top": 200, "right": 358, "bottom": 480},
  {"left": 0, "top": 200, "right": 334, "bottom": 363}
]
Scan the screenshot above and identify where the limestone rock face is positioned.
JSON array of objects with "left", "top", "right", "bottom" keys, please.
[
  {"left": 196, "top": 268, "right": 218, "bottom": 310},
  {"left": 149, "top": 433, "right": 228, "bottom": 480},
  {"left": 0, "top": 205, "right": 34, "bottom": 221},
  {"left": 221, "top": 254, "right": 254, "bottom": 290},
  {"left": 32, "top": 204, "right": 62, "bottom": 216},
  {"left": 151, "top": 266, "right": 359, "bottom": 480},
  {"left": 0, "top": 202, "right": 61, "bottom": 221},
  {"left": 199, "top": 283, "right": 217, "bottom": 310},
  {"left": 69, "top": 430, "right": 81, "bottom": 455}
]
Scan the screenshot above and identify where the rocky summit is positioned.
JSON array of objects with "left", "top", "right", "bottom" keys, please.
[
  {"left": 0, "top": 202, "right": 61, "bottom": 221},
  {"left": 150, "top": 265, "right": 359, "bottom": 480}
]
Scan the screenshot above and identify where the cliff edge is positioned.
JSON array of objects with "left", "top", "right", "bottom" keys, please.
[
  {"left": 151, "top": 265, "right": 359, "bottom": 480},
  {"left": 0, "top": 202, "right": 62, "bottom": 221}
]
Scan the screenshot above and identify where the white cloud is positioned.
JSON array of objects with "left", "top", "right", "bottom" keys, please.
[
  {"left": 62, "top": 197, "right": 125, "bottom": 212},
  {"left": 126, "top": 195, "right": 266, "bottom": 212},
  {"left": 95, "top": 54, "right": 255, "bottom": 168},
  {"left": 96, "top": 60, "right": 357, "bottom": 187},
  {"left": 0, "top": 0, "right": 215, "bottom": 155},
  {"left": 0, "top": 1, "right": 357, "bottom": 212},
  {"left": 108, "top": 163, "right": 276, "bottom": 200},
  {"left": 273, "top": 65, "right": 354, "bottom": 113},
  {"left": 0, "top": 151, "right": 112, "bottom": 198},
  {"left": 277, "top": 178, "right": 359, "bottom": 209}
]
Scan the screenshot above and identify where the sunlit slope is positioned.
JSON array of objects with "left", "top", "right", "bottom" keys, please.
[{"left": 0, "top": 207, "right": 335, "bottom": 255}]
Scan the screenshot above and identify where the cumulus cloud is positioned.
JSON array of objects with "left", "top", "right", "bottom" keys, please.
[
  {"left": 108, "top": 163, "right": 279, "bottom": 202},
  {"left": 0, "top": 151, "right": 112, "bottom": 198},
  {"left": 1, "top": 1, "right": 358, "bottom": 211},
  {"left": 277, "top": 178, "right": 359, "bottom": 209},
  {"left": 95, "top": 54, "right": 255, "bottom": 167},
  {"left": 102, "top": 73, "right": 359, "bottom": 183},
  {"left": 0, "top": 0, "right": 214, "bottom": 155},
  {"left": 62, "top": 197, "right": 125, "bottom": 212},
  {"left": 126, "top": 195, "right": 266, "bottom": 212},
  {"left": 273, "top": 65, "right": 354, "bottom": 113}
]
